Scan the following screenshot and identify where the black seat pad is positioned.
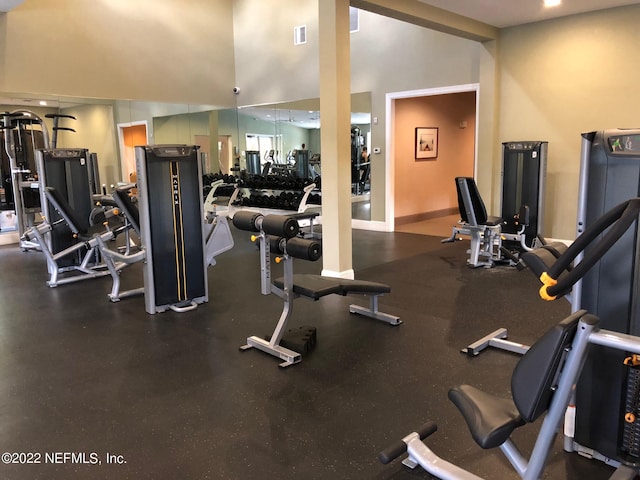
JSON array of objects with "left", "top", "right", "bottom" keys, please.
[
  {"left": 448, "top": 385, "right": 525, "bottom": 449},
  {"left": 273, "top": 274, "right": 391, "bottom": 300}
]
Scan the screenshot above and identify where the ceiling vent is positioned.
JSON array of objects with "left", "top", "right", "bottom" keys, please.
[
  {"left": 294, "top": 25, "right": 307, "bottom": 45},
  {"left": 350, "top": 7, "right": 359, "bottom": 32}
]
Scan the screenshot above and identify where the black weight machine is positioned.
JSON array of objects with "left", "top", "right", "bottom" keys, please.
[
  {"left": 554, "top": 129, "right": 640, "bottom": 476},
  {"left": 95, "top": 180, "right": 234, "bottom": 305},
  {"left": 21, "top": 185, "right": 129, "bottom": 287},
  {"left": 1, "top": 110, "right": 48, "bottom": 245},
  {"left": 135, "top": 145, "right": 234, "bottom": 314},
  {"left": 232, "top": 210, "right": 400, "bottom": 368},
  {"left": 443, "top": 141, "right": 547, "bottom": 268},
  {"left": 380, "top": 196, "right": 640, "bottom": 480},
  {"left": 20, "top": 148, "right": 117, "bottom": 287},
  {"left": 0, "top": 110, "right": 77, "bottom": 246},
  {"left": 135, "top": 144, "right": 208, "bottom": 314}
]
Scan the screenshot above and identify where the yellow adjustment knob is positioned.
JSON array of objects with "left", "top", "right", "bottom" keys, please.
[
  {"left": 113, "top": 208, "right": 120, "bottom": 216},
  {"left": 624, "top": 354, "right": 640, "bottom": 366},
  {"left": 539, "top": 271, "right": 557, "bottom": 287},
  {"left": 626, "top": 412, "right": 636, "bottom": 423},
  {"left": 250, "top": 235, "right": 258, "bottom": 242},
  {"left": 275, "top": 257, "right": 283, "bottom": 264},
  {"left": 539, "top": 285, "right": 556, "bottom": 302}
]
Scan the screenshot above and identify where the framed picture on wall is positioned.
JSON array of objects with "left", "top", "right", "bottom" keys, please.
[{"left": 415, "top": 127, "right": 438, "bottom": 159}]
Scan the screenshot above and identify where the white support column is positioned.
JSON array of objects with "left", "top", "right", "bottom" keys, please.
[{"left": 318, "top": 0, "right": 354, "bottom": 279}]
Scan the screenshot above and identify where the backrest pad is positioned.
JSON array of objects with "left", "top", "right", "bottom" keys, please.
[
  {"left": 113, "top": 188, "right": 141, "bottom": 235},
  {"left": 455, "top": 177, "right": 488, "bottom": 225},
  {"left": 511, "top": 310, "right": 584, "bottom": 422},
  {"left": 45, "top": 187, "right": 90, "bottom": 234}
]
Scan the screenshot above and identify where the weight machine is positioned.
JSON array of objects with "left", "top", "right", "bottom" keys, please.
[
  {"left": 135, "top": 145, "right": 217, "bottom": 314},
  {"left": 382, "top": 196, "right": 640, "bottom": 479}
]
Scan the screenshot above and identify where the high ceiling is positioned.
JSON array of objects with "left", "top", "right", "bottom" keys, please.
[{"left": 417, "top": 0, "right": 640, "bottom": 28}]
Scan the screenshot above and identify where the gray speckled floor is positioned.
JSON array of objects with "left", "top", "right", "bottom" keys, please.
[{"left": 0, "top": 227, "right": 616, "bottom": 479}]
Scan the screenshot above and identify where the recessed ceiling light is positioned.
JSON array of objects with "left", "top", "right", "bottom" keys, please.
[
  {"left": 39, "top": 100, "right": 47, "bottom": 106},
  {"left": 544, "top": 0, "right": 561, "bottom": 7}
]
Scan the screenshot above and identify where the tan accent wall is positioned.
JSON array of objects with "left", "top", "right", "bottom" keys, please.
[
  {"left": 393, "top": 92, "right": 476, "bottom": 220},
  {"left": 498, "top": 4, "right": 640, "bottom": 239},
  {"left": 1, "top": 0, "right": 236, "bottom": 106}
]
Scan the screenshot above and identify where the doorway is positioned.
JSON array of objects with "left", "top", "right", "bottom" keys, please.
[
  {"left": 117, "top": 122, "right": 148, "bottom": 183},
  {"left": 217, "top": 135, "right": 233, "bottom": 174},
  {"left": 385, "top": 84, "right": 479, "bottom": 235}
]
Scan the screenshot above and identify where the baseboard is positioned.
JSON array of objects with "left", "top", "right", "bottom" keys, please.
[
  {"left": 321, "top": 268, "right": 355, "bottom": 280},
  {"left": 0, "top": 231, "right": 19, "bottom": 245},
  {"left": 395, "top": 207, "right": 458, "bottom": 226},
  {"left": 351, "top": 219, "right": 391, "bottom": 232}
]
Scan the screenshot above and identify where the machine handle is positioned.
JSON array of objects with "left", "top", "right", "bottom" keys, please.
[
  {"left": 168, "top": 301, "right": 198, "bottom": 313},
  {"left": 544, "top": 198, "right": 640, "bottom": 299},
  {"left": 378, "top": 422, "right": 437, "bottom": 465}
]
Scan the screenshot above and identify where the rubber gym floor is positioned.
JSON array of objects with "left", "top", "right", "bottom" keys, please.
[{"left": 0, "top": 226, "right": 618, "bottom": 479}]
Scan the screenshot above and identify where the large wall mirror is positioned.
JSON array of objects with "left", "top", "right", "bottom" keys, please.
[
  {"left": 0, "top": 90, "right": 372, "bottom": 239},
  {"left": 235, "top": 92, "right": 372, "bottom": 220}
]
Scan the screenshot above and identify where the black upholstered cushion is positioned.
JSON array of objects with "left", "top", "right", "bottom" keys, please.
[
  {"left": 448, "top": 385, "right": 524, "bottom": 449},
  {"left": 46, "top": 187, "right": 90, "bottom": 234},
  {"left": 521, "top": 242, "right": 569, "bottom": 278},
  {"left": 272, "top": 274, "right": 391, "bottom": 300},
  {"left": 335, "top": 277, "right": 391, "bottom": 295},
  {"left": 273, "top": 274, "right": 342, "bottom": 300},
  {"left": 511, "top": 310, "right": 581, "bottom": 423},
  {"left": 113, "top": 188, "right": 141, "bottom": 235}
]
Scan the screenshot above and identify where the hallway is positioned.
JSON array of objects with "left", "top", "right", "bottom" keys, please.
[{"left": 395, "top": 213, "right": 460, "bottom": 237}]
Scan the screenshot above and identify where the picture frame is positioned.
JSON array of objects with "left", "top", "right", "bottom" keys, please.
[{"left": 415, "top": 127, "right": 438, "bottom": 159}]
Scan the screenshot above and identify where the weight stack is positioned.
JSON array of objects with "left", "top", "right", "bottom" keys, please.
[
  {"left": 135, "top": 145, "right": 208, "bottom": 314},
  {"left": 36, "top": 148, "right": 93, "bottom": 268},
  {"left": 622, "top": 360, "right": 640, "bottom": 458},
  {"left": 501, "top": 141, "right": 547, "bottom": 244}
]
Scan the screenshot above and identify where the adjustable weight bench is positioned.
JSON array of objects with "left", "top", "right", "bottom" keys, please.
[
  {"left": 233, "top": 211, "right": 400, "bottom": 368},
  {"left": 272, "top": 274, "right": 400, "bottom": 325}
]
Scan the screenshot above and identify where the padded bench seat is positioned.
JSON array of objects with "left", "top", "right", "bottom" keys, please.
[{"left": 273, "top": 274, "right": 391, "bottom": 300}]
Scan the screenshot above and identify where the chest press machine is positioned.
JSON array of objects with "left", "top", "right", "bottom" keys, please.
[{"left": 232, "top": 210, "right": 401, "bottom": 368}]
